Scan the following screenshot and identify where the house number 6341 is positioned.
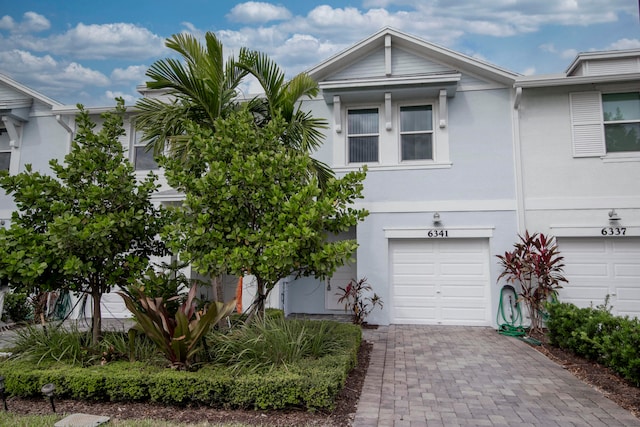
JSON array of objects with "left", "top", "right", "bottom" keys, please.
[
  {"left": 601, "top": 227, "right": 626, "bottom": 236},
  {"left": 427, "top": 229, "right": 449, "bottom": 238}
]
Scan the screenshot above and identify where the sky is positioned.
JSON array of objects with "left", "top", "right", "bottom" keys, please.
[{"left": 0, "top": 0, "right": 638, "bottom": 107}]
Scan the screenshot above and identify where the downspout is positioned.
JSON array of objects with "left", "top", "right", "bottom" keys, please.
[
  {"left": 56, "top": 115, "right": 74, "bottom": 153},
  {"left": 511, "top": 86, "right": 526, "bottom": 233}
]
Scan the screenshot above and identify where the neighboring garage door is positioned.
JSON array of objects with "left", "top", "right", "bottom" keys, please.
[
  {"left": 558, "top": 237, "right": 640, "bottom": 318},
  {"left": 390, "top": 238, "right": 490, "bottom": 325}
]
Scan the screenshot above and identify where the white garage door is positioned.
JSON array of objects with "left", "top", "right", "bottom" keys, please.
[
  {"left": 558, "top": 237, "right": 640, "bottom": 318},
  {"left": 390, "top": 238, "right": 490, "bottom": 325}
]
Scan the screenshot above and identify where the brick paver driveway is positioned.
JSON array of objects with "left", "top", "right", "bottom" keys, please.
[{"left": 354, "top": 325, "right": 640, "bottom": 427}]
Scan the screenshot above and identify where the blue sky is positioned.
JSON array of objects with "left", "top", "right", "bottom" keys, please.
[{"left": 1, "top": 0, "right": 638, "bottom": 106}]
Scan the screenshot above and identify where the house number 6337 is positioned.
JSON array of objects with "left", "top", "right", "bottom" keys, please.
[{"left": 601, "top": 227, "right": 626, "bottom": 236}]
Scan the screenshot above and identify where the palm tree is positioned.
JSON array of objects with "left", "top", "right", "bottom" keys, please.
[
  {"left": 239, "top": 50, "right": 333, "bottom": 186},
  {"left": 135, "top": 31, "right": 332, "bottom": 185},
  {"left": 135, "top": 32, "right": 248, "bottom": 160}
]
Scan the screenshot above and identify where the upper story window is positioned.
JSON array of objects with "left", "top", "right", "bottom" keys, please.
[
  {"left": 602, "top": 93, "right": 640, "bottom": 153},
  {"left": 348, "top": 108, "right": 379, "bottom": 163},
  {"left": 133, "top": 130, "right": 159, "bottom": 170},
  {"left": 400, "top": 105, "right": 433, "bottom": 161}
]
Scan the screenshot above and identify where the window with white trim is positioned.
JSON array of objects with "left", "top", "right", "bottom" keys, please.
[
  {"left": 400, "top": 105, "right": 433, "bottom": 161},
  {"left": 133, "top": 130, "right": 159, "bottom": 170},
  {"left": 0, "top": 131, "right": 11, "bottom": 171},
  {"left": 602, "top": 93, "right": 640, "bottom": 153},
  {"left": 348, "top": 108, "right": 379, "bottom": 163},
  {"left": 570, "top": 91, "right": 640, "bottom": 158}
]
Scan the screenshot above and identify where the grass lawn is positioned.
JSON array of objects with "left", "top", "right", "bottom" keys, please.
[{"left": 0, "top": 412, "right": 254, "bottom": 426}]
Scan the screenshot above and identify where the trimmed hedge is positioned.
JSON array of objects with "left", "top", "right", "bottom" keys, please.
[
  {"left": 546, "top": 302, "right": 640, "bottom": 386},
  {"left": 0, "top": 322, "right": 361, "bottom": 410}
]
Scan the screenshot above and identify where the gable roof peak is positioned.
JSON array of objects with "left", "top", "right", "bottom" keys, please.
[
  {"left": 0, "top": 73, "right": 62, "bottom": 108},
  {"left": 306, "top": 27, "right": 519, "bottom": 84}
]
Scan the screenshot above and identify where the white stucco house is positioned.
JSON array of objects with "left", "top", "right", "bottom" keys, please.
[
  {"left": 514, "top": 48, "right": 640, "bottom": 319},
  {"left": 0, "top": 27, "right": 637, "bottom": 325}
]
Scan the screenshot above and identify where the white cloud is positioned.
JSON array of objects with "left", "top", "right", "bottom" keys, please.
[
  {"left": 0, "top": 12, "right": 49, "bottom": 33},
  {"left": 608, "top": 38, "right": 640, "bottom": 50},
  {"left": 228, "top": 2, "right": 292, "bottom": 23},
  {"left": 521, "top": 67, "right": 536, "bottom": 76},
  {"left": 0, "top": 16, "right": 15, "bottom": 31},
  {"left": 539, "top": 43, "right": 557, "bottom": 54},
  {"left": 11, "top": 23, "right": 166, "bottom": 60},
  {"left": 105, "top": 90, "right": 138, "bottom": 104},
  {"left": 21, "top": 12, "right": 50, "bottom": 33},
  {"left": 111, "top": 65, "right": 148, "bottom": 83},
  {"left": 561, "top": 48, "right": 578, "bottom": 59},
  {"left": 59, "top": 63, "right": 110, "bottom": 86},
  {"left": 0, "top": 49, "right": 57, "bottom": 73}
]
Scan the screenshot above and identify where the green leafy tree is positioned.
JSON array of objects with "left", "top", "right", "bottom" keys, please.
[
  {"left": 162, "top": 108, "right": 368, "bottom": 321},
  {"left": 0, "top": 99, "right": 167, "bottom": 344},
  {"left": 135, "top": 32, "right": 333, "bottom": 304}
]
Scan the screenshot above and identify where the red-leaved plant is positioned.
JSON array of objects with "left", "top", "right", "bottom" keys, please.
[
  {"left": 497, "top": 232, "right": 568, "bottom": 334},
  {"left": 119, "top": 285, "right": 236, "bottom": 370},
  {"left": 337, "top": 277, "right": 383, "bottom": 325}
]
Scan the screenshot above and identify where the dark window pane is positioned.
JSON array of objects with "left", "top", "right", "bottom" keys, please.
[
  {"left": 605, "top": 123, "right": 640, "bottom": 152},
  {"left": 603, "top": 93, "right": 640, "bottom": 122},
  {"left": 349, "top": 136, "right": 378, "bottom": 163},
  {"left": 401, "top": 106, "right": 432, "bottom": 132},
  {"left": 401, "top": 134, "right": 433, "bottom": 160},
  {"left": 134, "top": 146, "right": 159, "bottom": 170},
  {"left": 0, "top": 153, "right": 10, "bottom": 171},
  {"left": 348, "top": 109, "right": 378, "bottom": 135}
]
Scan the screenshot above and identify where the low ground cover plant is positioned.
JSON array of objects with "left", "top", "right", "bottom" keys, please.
[{"left": 546, "top": 299, "right": 640, "bottom": 386}]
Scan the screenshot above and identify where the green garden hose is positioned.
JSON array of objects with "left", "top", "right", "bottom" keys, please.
[
  {"left": 496, "top": 285, "right": 542, "bottom": 346},
  {"left": 496, "top": 285, "right": 527, "bottom": 337}
]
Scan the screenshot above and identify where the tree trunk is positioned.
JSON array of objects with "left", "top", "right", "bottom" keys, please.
[
  {"left": 91, "top": 287, "right": 102, "bottom": 346},
  {"left": 211, "top": 274, "right": 224, "bottom": 302},
  {"left": 245, "top": 279, "right": 268, "bottom": 325},
  {"left": 211, "top": 274, "right": 226, "bottom": 329}
]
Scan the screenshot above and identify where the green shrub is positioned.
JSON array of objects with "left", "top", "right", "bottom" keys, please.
[
  {"left": 0, "top": 319, "right": 361, "bottom": 410},
  {"left": 546, "top": 300, "right": 640, "bottom": 386},
  {"left": 2, "top": 292, "right": 32, "bottom": 322}
]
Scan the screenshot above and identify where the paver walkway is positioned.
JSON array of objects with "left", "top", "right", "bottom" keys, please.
[{"left": 354, "top": 325, "right": 640, "bottom": 427}]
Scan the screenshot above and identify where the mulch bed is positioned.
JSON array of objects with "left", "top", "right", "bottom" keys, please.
[{"left": 530, "top": 332, "right": 640, "bottom": 419}]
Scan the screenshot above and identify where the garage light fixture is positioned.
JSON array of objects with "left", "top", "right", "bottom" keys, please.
[
  {"left": 608, "top": 209, "right": 621, "bottom": 222},
  {"left": 433, "top": 212, "right": 441, "bottom": 225}
]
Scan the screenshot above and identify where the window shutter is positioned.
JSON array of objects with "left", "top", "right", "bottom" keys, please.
[{"left": 569, "top": 92, "right": 605, "bottom": 157}]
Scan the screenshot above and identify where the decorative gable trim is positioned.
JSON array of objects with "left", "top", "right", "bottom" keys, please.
[{"left": 569, "top": 92, "right": 605, "bottom": 157}]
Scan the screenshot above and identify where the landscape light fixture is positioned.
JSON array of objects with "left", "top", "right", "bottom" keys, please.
[
  {"left": 41, "top": 383, "right": 56, "bottom": 413},
  {"left": 608, "top": 209, "right": 621, "bottom": 222},
  {"left": 0, "top": 376, "right": 6, "bottom": 410}
]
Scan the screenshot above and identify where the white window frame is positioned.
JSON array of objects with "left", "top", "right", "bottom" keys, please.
[
  {"left": 602, "top": 92, "right": 640, "bottom": 157},
  {"left": 334, "top": 96, "right": 451, "bottom": 171},
  {"left": 346, "top": 106, "right": 381, "bottom": 164},
  {"left": 570, "top": 90, "right": 640, "bottom": 162},
  {"left": 398, "top": 103, "right": 435, "bottom": 163},
  {"left": 131, "top": 127, "right": 159, "bottom": 171},
  {"left": 0, "top": 116, "right": 22, "bottom": 175}
]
